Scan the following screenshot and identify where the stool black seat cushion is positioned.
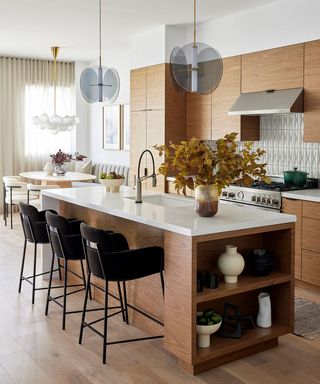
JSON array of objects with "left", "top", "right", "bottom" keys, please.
[
  {"left": 45, "top": 211, "right": 85, "bottom": 260},
  {"left": 80, "top": 223, "right": 164, "bottom": 281},
  {"left": 19, "top": 202, "right": 56, "bottom": 244}
]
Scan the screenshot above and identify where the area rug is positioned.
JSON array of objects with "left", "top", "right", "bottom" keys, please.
[{"left": 294, "top": 297, "right": 320, "bottom": 340}]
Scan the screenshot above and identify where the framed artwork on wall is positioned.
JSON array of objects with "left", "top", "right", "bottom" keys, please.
[
  {"left": 121, "top": 104, "right": 130, "bottom": 151},
  {"left": 102, "top": 105, "right": 121, "bottom": 150}
]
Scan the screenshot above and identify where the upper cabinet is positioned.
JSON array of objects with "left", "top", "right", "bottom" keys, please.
[
  {"left": 186, "top": 56, "right": 259, "bottom": 141},
  {"left": 130, "top": 68, "right": 147, "bottom": 111},
  {"left": 304, "top": 40, "right": 320, "bottom": 142},
  {"left": 241, "top": 44, "right": 304, "bottom": 93}
]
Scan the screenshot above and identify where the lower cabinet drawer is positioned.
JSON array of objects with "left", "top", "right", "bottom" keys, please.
[
  {"left": 302, "top": 249, "right": 320, "bottom": 286},
  {"left": 302, "top": 217, "right": 320, "bottom": 252}
]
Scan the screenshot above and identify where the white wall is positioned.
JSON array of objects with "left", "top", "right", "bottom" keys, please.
[
  {"left": 184, "top": 0, "right": 320, "bottom": 58},
  {"left": 88, "top": 47, "right": 130, "bottom": 165}
]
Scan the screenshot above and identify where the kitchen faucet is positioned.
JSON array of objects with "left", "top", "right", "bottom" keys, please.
[{"left": 135, "top": 149, "right": 157, "bottom": 203}]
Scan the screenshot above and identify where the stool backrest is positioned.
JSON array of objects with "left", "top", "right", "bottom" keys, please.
[{"left": 19, "top": 202, "right": 50, "bottom": 244}]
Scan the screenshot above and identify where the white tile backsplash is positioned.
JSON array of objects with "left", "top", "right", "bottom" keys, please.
[{"left": 209, "top": 114, "right": 320, "bottom": 178}]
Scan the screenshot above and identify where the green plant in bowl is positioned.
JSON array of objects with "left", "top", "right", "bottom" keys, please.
[
  {"left": 196, "top": 309, "right": 222, "bottom": 348},
  {"left": 99, "top": 172, "right": 125, "bottom": 192}
]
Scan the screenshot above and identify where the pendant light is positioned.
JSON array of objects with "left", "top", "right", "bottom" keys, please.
[
  {"left": 80, "top": 0, "right": 120, "bottom": 103},
  {"left": 170, "top": 0, "right": 223, "bottom": 95},
  {"left": 32, "top": 47, "right": 80, "bottom": 134}
]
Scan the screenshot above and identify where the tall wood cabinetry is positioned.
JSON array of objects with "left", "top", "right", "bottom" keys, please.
[
  {"left": 186, "top": 56, "right": 259, "bottom": 141},
  {"left": 130, "top": 64, "right": 185, "bottom": 193}
]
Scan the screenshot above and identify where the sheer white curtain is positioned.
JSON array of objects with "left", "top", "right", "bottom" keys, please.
[{"left": 0, "top": 57, "right": 75, "bottom": 211}]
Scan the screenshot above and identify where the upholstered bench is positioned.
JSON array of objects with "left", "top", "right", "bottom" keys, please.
[{"left": 72, "top": 162, "right": 130, "bottom": 188}]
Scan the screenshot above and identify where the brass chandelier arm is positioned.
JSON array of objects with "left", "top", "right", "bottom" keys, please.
[
  {"left": 193, "top": 0, "right": 197, "bottom": 47},
  {"left": 99, "top": 0, "right": 102, "bottom": 68},
  {"left": 50, "top": 46, "right": 60, "bottom": 115}
]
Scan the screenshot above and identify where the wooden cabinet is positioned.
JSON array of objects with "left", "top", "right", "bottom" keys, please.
[
  {"left": 304, "top": 40, "right": 320, "bottom": 142},
  {"left": 282, "top": 197, "right": 320, "bottom": 286},
  {"left": 186, "top": 56, "right": 259, "bottom": 141},
  {"left": 281, "top": 198, "right": 302, "bottom": 279},
  {"left": 186, "top": 94, "right": 212, "bottom": 139},
  {"left": 212, "top": 56, "right": 259, "bottom": 141},
  {"left": 130, "top": 64, "right": 186, "bottom": 193},
  {"left": 241, "top": 44, "right": 304, "bottom": 93}
]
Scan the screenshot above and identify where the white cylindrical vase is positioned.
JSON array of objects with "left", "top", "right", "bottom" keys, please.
[
  {"left": 257, "top": 292, "right": 272, "bottom": 328},
  {"left": 217, "top": 245, "right": 245, "bottom": 283}
]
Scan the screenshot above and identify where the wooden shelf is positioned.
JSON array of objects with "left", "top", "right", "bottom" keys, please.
[
  {"left": 195, "top": 323, "right": 290, "bottom": 364},
  {"left": 197, "top": 271, "right": 291, "bottom": 303}
]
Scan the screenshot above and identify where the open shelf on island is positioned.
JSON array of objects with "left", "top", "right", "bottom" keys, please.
[
  {"left": 197, "top": 271, "right": 292, "bottom": 303},
  {"left": 195, "top": 323, "right": 290, "bottom": 364}
]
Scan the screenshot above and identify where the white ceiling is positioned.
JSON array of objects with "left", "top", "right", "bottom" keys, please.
[{"left": 0, "top": 0, "right": 279, "bottom": 61}]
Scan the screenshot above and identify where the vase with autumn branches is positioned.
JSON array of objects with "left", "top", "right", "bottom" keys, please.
[{"left": 154, "top": 133, "right": 270, "bottom": 217}]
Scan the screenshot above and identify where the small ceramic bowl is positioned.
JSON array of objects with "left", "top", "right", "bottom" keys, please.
[{"left": 99, "top": 178, "right": 125, "bottom": 192}]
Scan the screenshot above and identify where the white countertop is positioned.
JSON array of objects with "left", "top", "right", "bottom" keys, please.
[
  {"left": 282, "top": 189, "right": 320, "bottom": 203},
  {"left": 42, "top": 187, "right": 295, "bottom": 237}
]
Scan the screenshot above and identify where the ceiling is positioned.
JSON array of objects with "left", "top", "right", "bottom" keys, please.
[{"left": 0, "top": 0, "right": 279, "bottom": 61}]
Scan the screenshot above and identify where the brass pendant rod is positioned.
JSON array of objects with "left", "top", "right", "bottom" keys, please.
[
  {"left": 50, "top": 46, "right": 60, "bottom": 115},
  {"left": 193, "top": 0, "right": 197, "bottom": 47}
]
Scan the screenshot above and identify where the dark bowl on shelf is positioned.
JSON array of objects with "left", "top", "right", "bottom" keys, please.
[{"left": 250, "top": 251, "right": 273, "bottom": 276}]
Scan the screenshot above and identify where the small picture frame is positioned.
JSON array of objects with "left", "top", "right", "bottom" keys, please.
[
  {"left": 103, "top": 105, "right": 121, "bottom": 150},
  {"left": 121, "top": 104, "right": 130, "bottom": 151}
]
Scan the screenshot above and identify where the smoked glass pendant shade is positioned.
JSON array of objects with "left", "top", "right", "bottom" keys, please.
[{"left": 170, "top": 42, "right": 223, "bottom": 95}]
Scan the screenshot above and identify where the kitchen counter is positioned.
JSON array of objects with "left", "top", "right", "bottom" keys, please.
[
  {"left": 41, "top": 187, "right": 295, "bottom": 374},
  {"left": 42, "top": 187, "right": 295, "bottom": 236},
  {"left": 282, "top": 189, "right": 320, "bottom": 203}
]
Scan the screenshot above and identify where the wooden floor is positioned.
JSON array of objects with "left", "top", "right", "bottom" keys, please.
[{"left": 0, "top": 213, "right": 319, "bottom": 384}]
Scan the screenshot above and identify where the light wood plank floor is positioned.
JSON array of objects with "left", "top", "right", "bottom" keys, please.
[{"left": 0, "top": 213, "right": 319, "bottom": 384}]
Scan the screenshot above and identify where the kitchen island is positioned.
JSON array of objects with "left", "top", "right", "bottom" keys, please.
[{"left": 42, "top": 187, "right": 296, "bottom": 374}]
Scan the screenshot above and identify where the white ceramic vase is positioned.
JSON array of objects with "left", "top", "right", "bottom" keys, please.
[
  {"left": 217, "top": 245, "right": 245, "bottom": 283},
  {"left": 196, "top": 322, "right": 222, "bottom": 348},
  {"left": 257, "top": 292, "right": 272, "bottom": 328},
  {"left": 43, "top": 162, "right": 54, "bottom": 176}
]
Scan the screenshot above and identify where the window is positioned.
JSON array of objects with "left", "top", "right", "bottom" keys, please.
[{"left": 24, "top": 84, "right": 75, "bottom": 158}]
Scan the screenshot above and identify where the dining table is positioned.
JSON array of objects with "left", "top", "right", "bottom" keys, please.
[{"left": 19, "top": 171, "right": 96, "bottom": 188}]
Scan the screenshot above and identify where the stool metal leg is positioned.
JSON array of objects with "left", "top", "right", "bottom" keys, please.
[
  {"left": 45, "top": 251, "right": 55, "bottom": 316},
  {"left": 62, "top": 260, "right": 68, "bottom": 330},
  {"left": 160, "top": 270, "right": 165, "bottom": 298},
  {"left": 123, "top": 281, "right": 129, "bottom": 325},
  {"left": 80, "top": 259, "right": 91, "bottom": 299},
  {"left": 79, "top": 273, "right": 91, "bottom": 345},
  {"left": 117, "top": 281, "right": 126, "bottom": 323},
  {"left": 18, "top": 239, "right": 27, "bottom": 293},
  {"left": 57, "top": 259, "right": 62, "bottom": 281},
  {"left": 10, "top": 202, "right": 13, "bottom": 229},
  {"left": 32, "top": 244, "right": 37, "bottom": 304},
  {"left": 103, "top": 281, "right": 109, "bottom": 364}
]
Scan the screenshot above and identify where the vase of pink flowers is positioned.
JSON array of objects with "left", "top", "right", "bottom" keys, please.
[{"left": 50, "top": 149, "right": 86, "bottom": 176}]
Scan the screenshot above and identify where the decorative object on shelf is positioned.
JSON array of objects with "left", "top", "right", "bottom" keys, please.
[
  {"left": 32, "top": 47, "right": 80, "bottom": 134},
  {"left": 196, "top": 310, "right": 222, "bottom": 348},
  {"left": 103, "top": 105, "right": 121, "bottom": 150},
  {"left": 257, "top": 292, "right": 272, "bottom": 328},
  {"left": 50, "top": 149, "right": 87, "bottom": 176},
  {"left": 80, "top": 0, "right": 120, "bottom": 104},
  {"left": 218, "top": 245, "right": 245, "bottom": 283},
  {"left": 203, "top": 270, "right": 219, "bottom": 289},
  {"left": 154, "top": 133, "right": 270, "bottom": 217},
  {"left": 43, "top": 162, "right": 54, "bottom": 176},
  {"left": 99, "top": 171, "right": 125, "bottom": 192},
  {"left": 218, "top": 303, "right": 255, "bottom": 339},
  {"left": 170, "top": 0, "right": 223, "bottom": 95},
  {"left": 197, "top": 271, "right": 204, "bottom": 293},
  {"left": 251, "top": 249, "right": 273, "bottom": 276}
]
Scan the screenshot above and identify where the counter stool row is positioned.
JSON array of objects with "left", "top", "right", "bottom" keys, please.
[{"left": 18, "top": 202, "right": 165, "bottom": 363}]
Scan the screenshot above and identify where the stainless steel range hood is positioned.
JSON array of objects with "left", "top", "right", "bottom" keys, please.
[{"left": 228, "top": 88, "right": 304, "bottom": 116}]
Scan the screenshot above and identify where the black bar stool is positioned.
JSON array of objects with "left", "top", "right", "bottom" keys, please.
[
  {"left": 79, "top": 223, "right": 165, "bottom": 364},
  {"left": 18, "top": 202, "right": 61, "bottom": 304},
  {"left": 45, "top": 211, "right": 89, "bottom": 330}
]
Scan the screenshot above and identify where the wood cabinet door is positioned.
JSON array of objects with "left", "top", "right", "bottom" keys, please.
[
  {"left": 241, "top": 44, "right": 304, "bottom": 93},
  {"left": 212, "top": 56, "right": 241, "bottom": 140},
  {"left": 147, "top": 64, "right": 165, "bottom": 110},
  {"left": 281, "top": 198, "right": 303, "bottom": 279},
  {"left": 130, "top": 111, "right": 147, "bottom": 185},
  {"left": 146, "top": 110, "right": 165, "bottom": 192},
  {"left": 186, "top": 93, "right": 212, "bottom": 139},
  {"left": 301, "top": 249, "right": 320, "bottom": 286},
  {"left": 302, "top": 217, "right": 320, "bottom": 253},
  {"left": 131, "top": 68, "right": 147, "bottom": 112},
  {"left": 304, "top": 40, "right": 320, "bottom": 142}
]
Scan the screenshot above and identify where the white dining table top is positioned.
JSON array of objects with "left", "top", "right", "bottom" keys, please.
[{"left": 19, "top": 171, "right": 96, "bottom": 182}]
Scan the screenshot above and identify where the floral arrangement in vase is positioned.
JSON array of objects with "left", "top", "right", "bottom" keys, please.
[
  {"left": 154, "top": 132, "right": 270, "bottom": 217},
  {"left": 49, "top": 149, "right": 87, "bottom": 175}
]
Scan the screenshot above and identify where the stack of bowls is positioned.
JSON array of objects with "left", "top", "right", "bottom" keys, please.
[{"left": 251, "top": 249, "right": 273, "bottom": 276}]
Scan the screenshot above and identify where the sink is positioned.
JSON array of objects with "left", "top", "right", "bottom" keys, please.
[{"left": 125, "top": 194, "right": 194, "bottom": 208}]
